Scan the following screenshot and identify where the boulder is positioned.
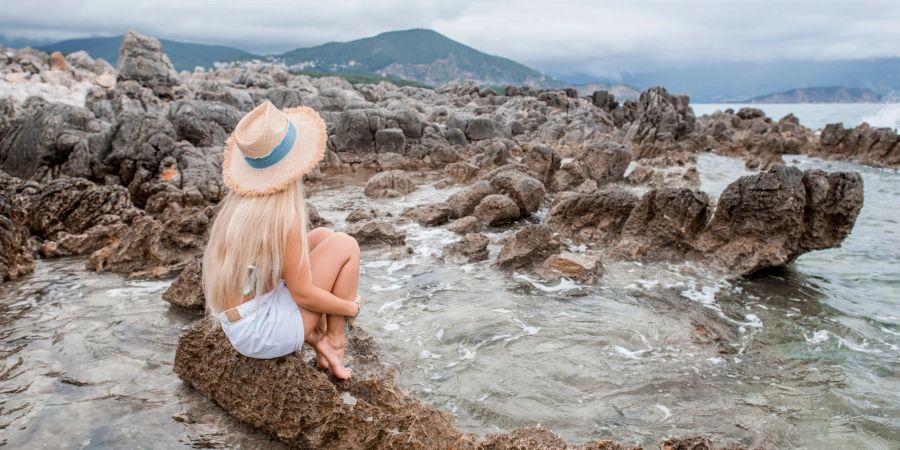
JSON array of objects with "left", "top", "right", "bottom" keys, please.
[
  {"left": 816, "top": 122, "right": 900, "bottom": 167},
  {"left": 495, "top": 224, "right": 560, "bottom": 270},
  {"left": 0, "top": 173, "right": 35, "bottom": 280},
  {"left": 167, "top": 99, "right": 242, "bottom": 147},
  {"left": 162, "top": 256, "right": 204, "bottom": 310},
  {"left": 364, "top": 170, "right": 415, "bottom": 198},
  {"left": 544, "top": 189, "right": 639, "bottom": 243},
  {"left": 375, "top": 128, "right": 406, "bottom": 154},
  {"left": 473, "top": 194, "right": 521, "bottom": 226},
  {"left": 540, "top": 252, "right": 604, "bottom": 283},
  {"left": 466, "top": 116, "right": 507, "bottom": 141},
  {"left": 623, "top": 86, "right": 697, "bottom": 158},
  {"left": 116, "top": 31, "right": 180, "bottom": 97},
  {"left": 488, "top": 170, "right": 546, "bottom": 215},
  {"left": 346, "top": 208, "right": 380, "bottom": 223},
  {"left": 447, "top": 216, "right": 481, "bottom": 235},
  {"left": 345, "top": 219, "right": 406, "bottom": 246},
  {"left": 580, "top": 141, "right": 631, "bottom": 184},
  {"left": 446, "top": 180, "right": 494, "bottom": 218},
  {"left": 612, "top": 188, "right": 712, "bottom": 261},
  {"left": 401, "top": 203, "right": 452, "bottom": 226},
  {"left": 442, "top": 233, "right": 489, "bottom": 263}
]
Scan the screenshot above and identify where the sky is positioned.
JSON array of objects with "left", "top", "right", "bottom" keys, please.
[{"left": 2, "top": 0, "right": 899, "bottom": 79}]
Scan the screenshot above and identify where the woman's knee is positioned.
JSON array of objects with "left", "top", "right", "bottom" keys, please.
[{"left": 333, "top": 232, "right": 361, "bottom": 257}]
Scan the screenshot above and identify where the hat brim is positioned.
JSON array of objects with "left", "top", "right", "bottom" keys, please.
[{"left": 222, "top": 106, "right": 327, "bottom": 196}]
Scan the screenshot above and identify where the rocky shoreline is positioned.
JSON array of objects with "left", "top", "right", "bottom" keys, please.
[{"left": 0, "top": 31, "right": 881, "bottom": 448}]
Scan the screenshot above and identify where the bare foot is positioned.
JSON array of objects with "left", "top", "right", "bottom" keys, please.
[
  {"left": 317, "top": 334, "right": 351, "bottom": 380},
  {"left": 305, "top": 327, "right": 330, "bottom": 370}
]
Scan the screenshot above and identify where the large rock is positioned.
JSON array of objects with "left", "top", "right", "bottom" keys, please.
[
  {"left": 473, "top": 194, "right": 521, "bottom": 226},
  {"left": 544, "top": 189, "right": 639, "bottom": 243},
  {"left": 540, "top": 252, "right": 604, "bottom": 283},
  {"left": 442, "top": 233, "right": 489, "bottom": 263},
  {"left": 446, "top": 180, "right": 494, "bottom": 218},
  {"left": 401, "top": 203, "right": 452, "bottom": 226},
  {"left": 612, "top": 188, "right": 712, "bottom": 261},
  {"left": 488, "top": 170, "right": 546, "bottom": 215},
  {"left": 816, "top": 122, "right": 900, "bottom": 167},
  {"left": 580, "top": 141, "right": 631, "bottom": 184},
  {"left": 623, "top": 86, "right": 697, "bottom": 158},
  {"left": 364, "top": 170, "right": 415, "bottom": 198},
  {"left": 0, "top": 173, "right": 35, "bottom": 280},
  {"left": 495, "top": 224, "right": 560, "bottom": 270},
  {"left": 466, "top": 116, "right": 507, "bottom": 141},
  {"left": 116, "top": 31, "right": 180, "bottom": 98},
  {"left": 345, "top": 219, "right": 406, "bottom": 246},
  {"left": 162, "top": 255, "right": 204, "bottom": 310},
  {"left": 168, "top": 99, "right": 242, "bottom": 147}
]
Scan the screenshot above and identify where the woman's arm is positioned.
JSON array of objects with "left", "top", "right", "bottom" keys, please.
[{"left": 283, "top": 221, "right": 357, "bottom": 317}]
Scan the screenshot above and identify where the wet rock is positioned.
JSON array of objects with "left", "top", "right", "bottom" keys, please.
[
  {"left": 364, "top": 170, "right": 415, "bottom": 198},
  {"left": 694, "top": 109, "right": 814, "bottom": 162},
  {"left": 540, "top": 252, "right": 604, "bottom": 283},
  {"left": 488, "top": 170, "right": 546, "bottom": 215},
  {"left": 474, "top": 194, "right": 521, "bottom": 225},
  {"left": 447, "top": 180, "right": 494, "bottom": 218},
  {"left": 167, "top": 99, "right": 242, "bottom": 147},
  {"left": 116, "top": 30, "right": 179, "bottom": 98},
  {"left": 401, "top": 203, "right": 452, "bottom": 226},
  {"left": 544, "top": 189, "right": 639, "bottom": 243},
  {"left": 346, "top": 208, "right": 380, "bottom": 223},
  {"left": 345, "top": 219, "right": 406, "bottom": 246},
  {"left": 495, "top": 224, "right": 560, "bottom": 270},
  {"left": 612, "top": 188, "right": 712, "bottom": 261},
  {"left": 816, "top": 122, "right": 900, "bottom": 167},
  {"left": 162, "top": 256, "right": 204, "bottom": 310},
  {"left": 580, "top": 141, "right": 631, "bottom": 184},
  {"left": 447, "top": 215, "right": 481, "bottom": 234},
  {"left": 0, "top": 98, "right": 112, "bottom": 180},
  {"left": 307, "top": 203, "right": 329, "bottom": 228},
  {"left": 443, "top": 233, "right": 489, "bottom": 263},
  {"left": 0, "top": 173, "right": 35, "bottom": 280},
  {"left": 479, "top": 425, "right": 566, "bottom": 450},
  {"left": 174, "top": 318, "right": 470, "bottom": 450}
]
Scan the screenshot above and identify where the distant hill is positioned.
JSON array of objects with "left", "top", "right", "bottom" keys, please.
[
  {"left": 745, "top": 86, "right": 883, "bottom": 103},
  {"left": 37, "top": 35, "right": 255, "bottom": 71},
  {"left": 276, "top": 29, "right": 560, "bottom": 87},
  {"left": 590, "top": 58, "right": 900, "bottom": 102}
]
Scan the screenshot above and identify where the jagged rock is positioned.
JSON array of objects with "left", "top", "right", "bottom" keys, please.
[
  {"left": 624, "top": 86, "right": 697, "bottom": 158},
  {"left": 0, "top": 98, "right": 112, "bottom": 180},
  {"left": 473, "top": 194, "right": 521, "bottom": 225},
  {"left": 612, "top": 188, "right": 712, "bottom": 261},
  {"left": 591, "top": 90, "right": 618, "bottom": 110},
  {"left": 544, "top": 189, "right": 639, "bottom": 243},
  {"left": 346, "top": 208, "right": 379, "bottom": 223},
  {"left": 375, "top": 128, "right": 406, "bottom": 154},
  {"left": 443, "top": 233, "right": 489, "bottom": 263},
  {"left": 447, "top": 215, "right": 481, "bottom": 234},
  {"left": 540, "top": 252, "right": 604, "bottom": 283},
  {"left": 495, "top": 224, "right": 560, "bottom": 270},
  {"left": 364, "top": 170, "right": 415, "bottom": 198},
  {"left": 816, "top": 122, "right": 900, "bottom": 167},
  {"left": 0, "top": 173, "right": 35, "bottom": 280},
  {"left": 522, "top": 144, "right": 559, "bottom": 186},
  {"left": 346, "top": 219, "right": 406, "bottom": 246},
  {"left": 694, "top": 108, "right": 815, "bottom": 161},
  {"left": 466, "top": 116, "right": 507, "bottom": 141},
  {"left": 168, "top": 99, "right": 242, "bottom": 147},
  {"left": 116, "top": 31, "right": 179, "bottom": 98},
  {"left": 447, "top": 180, "right": 494, "bottom": 218},
  {"left": 580, "top": 141, "right": 631, "bottom": 184},
  {"left": 162, "top": 255, "right": 204, "bottom": 310},
  {"left": 488, "top": 170, "right": 545, "bottom": 215},
  {"left": 401, "top": 203, "right": 451, "bottom": 226}
]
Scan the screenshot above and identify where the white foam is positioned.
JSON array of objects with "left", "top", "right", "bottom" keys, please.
[{"left": 861, "top": 104, "right": 900, "bottom": 131}]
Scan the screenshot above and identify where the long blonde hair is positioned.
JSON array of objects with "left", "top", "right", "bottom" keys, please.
[{"left": 202, "top": 178, "right": 311, "bottom": 314}]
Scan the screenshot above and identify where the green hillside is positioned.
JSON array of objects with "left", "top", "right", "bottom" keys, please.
[{"left": 37, "top": 35, "right": 255, "bottom": 71}]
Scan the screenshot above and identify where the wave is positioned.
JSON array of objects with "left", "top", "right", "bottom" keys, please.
[{"left": 861, "top": 104, "right": 900, "bottom": 131}]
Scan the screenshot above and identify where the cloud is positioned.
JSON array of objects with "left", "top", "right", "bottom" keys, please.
[{"left": 1, "top": 0, "right": 898, "bottom": 78}]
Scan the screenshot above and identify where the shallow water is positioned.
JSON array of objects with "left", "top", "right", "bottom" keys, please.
[{"left": 1, "top": 155, "right": 898, "bottom": 449}]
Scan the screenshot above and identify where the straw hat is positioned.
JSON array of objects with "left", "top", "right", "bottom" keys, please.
[{"left": 222, "top": 101, "right": 327, "bottom": 196}]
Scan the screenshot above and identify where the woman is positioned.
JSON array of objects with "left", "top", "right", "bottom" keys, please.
[{"left": 202, "top": 101, "right": 360, "bottom": 380}]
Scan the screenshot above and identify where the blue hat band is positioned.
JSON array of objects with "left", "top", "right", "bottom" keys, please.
[{"left": 243, "top": 121, "right": 296, "bottom": 170}]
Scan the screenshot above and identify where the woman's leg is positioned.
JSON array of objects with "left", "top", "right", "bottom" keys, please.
[{"left": 305, "top": 231, "right": 360, "bottom": 379}]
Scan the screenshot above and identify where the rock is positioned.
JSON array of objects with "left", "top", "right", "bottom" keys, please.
[
  {"left": 346, "top": 208, "right": 379, "bottom": 223},
  {"left": 375, "top": 128, "right": 406, "bottom": 154},
  {"left": 447, "top": 215, "right": 481, "bottom": 234},
  {"left": 116, "top": 31, "right": 180, "bottom": 97},
  {"left": 466, "top": 116, "right": 507, "bottom": 141},
  {"left": 332, "top": 109, "right": 380, "bottom": 154},
  {"left": 488, "top": 170, "right": 546, "bottom": 215},
  {"left": 544, "top": 189, "right": 639, "bottom": 243},
  {"left": 442, "top": 233, "right": 489, "bottom": 263},
  {"left": 345, "top": 220, "right": 406, "bottom": 246},
  {"left": 162, "top": 256, "right": 204, "bottom": 309},
  {"left": 473, "top": 194, "right": 521, "bottom": 226},
  {"left": 495, "top": 224, "right": 560, "bottom": 270},
  {"left": 540, "top": 252, "right": 604, "bottom": 283},
  {"left": 0, "top": 173, "right": 35, "bottom": 280},
  {"left": 816, "top": 122, "right": 900, "bottom": 167},
  {"left": 401, "top": 203, "right": 452, "bottom": 226},
  {"left": 364, "top": 170, "right": 415, "bottom": 198},
  {"left": 444, "top": 127, "right": 468, "bottom": 146},
  {"left": 580, "top": 141, "right": 631, "bottom": 184},
  {"left": 624, "top": 86, "right": 697, "bottom": 158},
  {"left": 167, "top": 99, "right": 242, "bottom": 147},
  {"left": 479, "top": 425, "right": 566, "bottom": 450},
  {"left": 174, "top": 318, "right": 470, "bottom": 450},
  {"left": 612, "top": 188, "right": 712, "bottom": 261},
  {"left": 48, "top": 51, "right": 68, "bottom": 71},
  {"left": 591, "top": 90, "right": 617, "bottom": 110},
  {"left": 307, "top": 203, "right": 328, "bottom": 228},
  {"left": 446, "top": 180, "right": 494, "bottom": 218},
  {"left": 523, "top": 144, "right": 559, "bottom": 185}
]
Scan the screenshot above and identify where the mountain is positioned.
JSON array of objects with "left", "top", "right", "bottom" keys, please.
[
  {"left": 745, "top": 86, "right": 883, "bottom": 103},
  {"left": 36, "top": 35, "right": 255, "bottom": 71},
  {"left": 276, "top": 29, "right": 559, "bottom": 87},
  {"left": 587, "top": 58, "right": 900, "bottom": 102}
]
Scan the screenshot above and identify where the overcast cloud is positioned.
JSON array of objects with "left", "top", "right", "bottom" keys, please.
[{"left": 2, "top": 0, "right": 898, "bottom": 78}]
